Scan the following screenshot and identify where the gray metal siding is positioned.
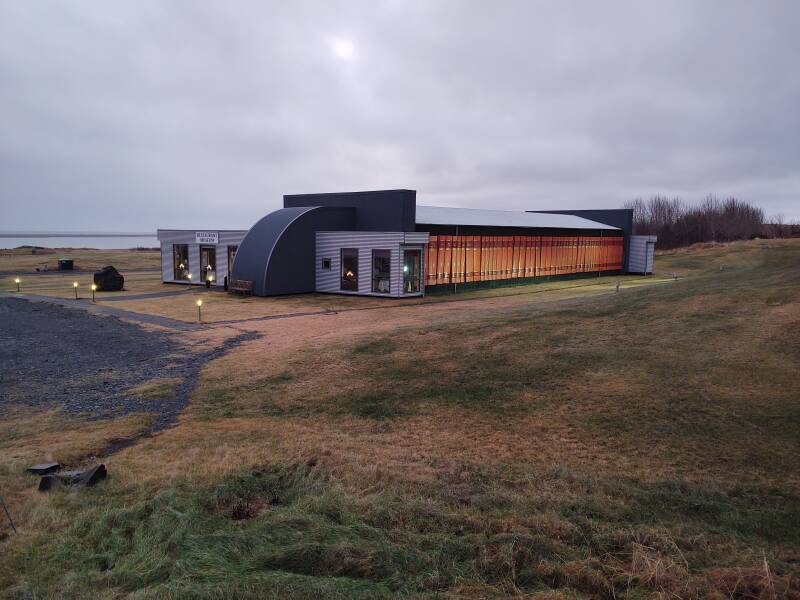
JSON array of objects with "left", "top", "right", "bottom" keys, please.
[
  {"left": 316, "top": 232, "right": 429, "bottom": 296},
  {"left": 628, "top": 235, "right": 657, "bottom": 274},
  {"left": 156, "top": 230, "right": 246, "bottom": 284},
  {"left": 161, "top": 244, "right": 171, "bottom": 282}
]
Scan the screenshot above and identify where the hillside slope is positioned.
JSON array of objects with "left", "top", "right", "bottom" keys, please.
[{"left": 1, "top": 239, "right": 799, "bottom": 598}]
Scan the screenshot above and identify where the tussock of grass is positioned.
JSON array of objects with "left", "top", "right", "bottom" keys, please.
[
  {"left": 8, "top": 461, "right": 799, "bottom": 598},
  {"left": 128, "top": 377, "right": 181, "bottom": 400}
]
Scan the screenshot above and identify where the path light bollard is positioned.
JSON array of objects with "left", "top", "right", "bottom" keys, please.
[
  {"left": 673, "top": 272, "right": 678, "bottom": 281},
  {"left": 206, "top": 273, "right": 212, "bottom": 289},
  {"left": 91, "top": 283, "right": 97, "bottom": 302},
  {"left": 14, "top": 278, "right": 20, "bottom": 292},
  {"left": 187, "top": 273, "right": 193, "bottom": 284},
  {"left": 197, "top": 299, "right": 202, "bottom": 322},
  {"left": 73, "top": 281, "right": 79, "bottom": 299},
  {"left": 615, "top": 280, "right": 621, "bottom": 293}
]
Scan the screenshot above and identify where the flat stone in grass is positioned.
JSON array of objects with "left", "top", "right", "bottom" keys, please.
[
  {"left": 26, "top": 462, "right": 61, "bottom": 475},
  {"left": 38, "top": 464, "right": 107, "bottom": 491}
]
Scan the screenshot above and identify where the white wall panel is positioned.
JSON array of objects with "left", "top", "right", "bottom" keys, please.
[
  {"left": 157, "top": 230, "right": 246, "bottom": 285},
  {"left": 316, "top": 231, "right": 428, "bottom": 297},
  {"left": 629, "top": 235, "right": 657, "bottom": 274}
]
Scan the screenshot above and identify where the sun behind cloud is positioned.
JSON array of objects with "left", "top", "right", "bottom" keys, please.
[{"left": 330, "top": 37, "right": 355, "bottom": 60}]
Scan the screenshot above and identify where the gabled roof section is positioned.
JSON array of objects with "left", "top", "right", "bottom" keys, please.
[{"left": 415, "top": 206, "right": 619, "bottom": 230}]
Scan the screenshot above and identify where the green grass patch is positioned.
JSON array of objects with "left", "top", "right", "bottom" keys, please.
[{"left": 8, "top": 462, "right": 800, "bottom": 598}]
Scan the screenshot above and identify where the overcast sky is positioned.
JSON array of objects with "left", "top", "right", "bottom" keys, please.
[{"left": 1, "top": 0, "right": 798, "bottom": 231}]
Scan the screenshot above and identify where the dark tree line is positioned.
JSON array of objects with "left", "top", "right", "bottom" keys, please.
[{"left": 623, "top": 195, "right": 770, "bottom": 249}]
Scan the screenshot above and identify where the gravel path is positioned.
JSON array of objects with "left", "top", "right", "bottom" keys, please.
[
  {"left": 1, "top": 293, "right": 203, "bottom": 331},
  {"left": 0, "top": 297, "right": 257, "bottom": 437}
]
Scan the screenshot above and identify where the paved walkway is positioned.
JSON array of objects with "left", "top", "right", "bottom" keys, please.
[
  {"left": 2, "top": 275, "right": 671, "bottom": 332},
  {"left": 0, "top": 292, "right": 203, "bottom": 331},
  {"left": 97, "top": 289, "right": 195, "bottom": 302}
]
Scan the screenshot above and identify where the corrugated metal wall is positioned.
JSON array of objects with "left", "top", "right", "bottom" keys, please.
[
  {"left": 316, "top": 231, "right": 429, "bottom": 296},
  {"left": 424, "top": 235, "right": 624, "bottom": 286},
  {"left": 157, "top": 230, "right": 246, "bottom": 285},
  {"left": 628, "top": 235, "right": 657, "bottom": 274}
]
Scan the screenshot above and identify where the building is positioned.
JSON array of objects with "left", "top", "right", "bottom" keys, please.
[
  {"left": 158, "top": 189, "right": 654, "bottom": 297},
  {"left": 156, "top": 229, "right": 246, "bottom": 286}
]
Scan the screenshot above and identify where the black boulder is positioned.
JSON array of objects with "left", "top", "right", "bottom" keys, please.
[{"left": 93, "top": 266, "right": 124, "bottom": 291}]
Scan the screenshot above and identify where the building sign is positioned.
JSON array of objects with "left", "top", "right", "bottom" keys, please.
[{"left": 196, "top": 231, "right": 219, "bottom": 244}]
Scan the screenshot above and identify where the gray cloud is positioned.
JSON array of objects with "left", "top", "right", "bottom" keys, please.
[{"left": 1, "top": 0, "right": 798, "bottom": 231}]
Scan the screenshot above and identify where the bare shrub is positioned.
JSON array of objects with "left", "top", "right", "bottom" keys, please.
[{"left": 624, "top": 195, "right": 765, "bottom": 249}]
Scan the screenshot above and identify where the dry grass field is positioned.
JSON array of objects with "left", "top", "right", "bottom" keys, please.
[
  {"left": 1, "top": 239, "right": 799, "bottom": 598},
  {"left": 0, "top": 247, "right": 160, "bottom": 273}
]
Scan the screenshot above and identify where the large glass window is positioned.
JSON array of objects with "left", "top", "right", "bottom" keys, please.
[
  {"left": 403, "top": 248, "right": 422, "bottom": 294},
  {"left": 227, "top": 245, "right": 238, "bottom": 276},
  {"left": 200, "top": 246, "right": 216, "bottom": 283},
  {"left": 173, "top": 244, "right": 189, "bottom": 281},
  {"left": 372, "top": 249, "right": 391, "bottom": 293},
  {"left": 341, "top": 248, "right": 358, "bottom": 291}
]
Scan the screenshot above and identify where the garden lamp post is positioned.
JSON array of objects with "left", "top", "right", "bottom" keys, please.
[
  {"left": 73, "top": 281, "right": 78, "bottom": 299},
  {"left": 14, "top": 278, "right": 20, "bottom": 292},
  {"left": 197, "top": 299, "right": 203, "bottom": 322},
  {"left": 91, "top": 283, "right": 97, "bottom": 302}
]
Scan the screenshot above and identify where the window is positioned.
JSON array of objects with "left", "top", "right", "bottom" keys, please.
[
  {"left": 200, "top": 246, "right": 216, "bottom": 283},
  {"left": 402, "top": 248, "right": 422, "bottom": 294},
  {"left": 227, "top": 245, "right": 238, "bottom": 276},
  {"left": 340, "top": 248, "right": 358, "bottom": 291},
  {"left": 173, "top": 244, "right": 189, "bottom": 281},
  {"left": 321, "top": 258, "right": 332, "bottom": 270},
  {"left": 372, "top": 249, "right": 391, "bottom": 293}
]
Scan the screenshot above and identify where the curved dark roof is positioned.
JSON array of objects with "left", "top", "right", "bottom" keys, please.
[{"left": 231, "top": 205, "right": 354, "bottom": 296}]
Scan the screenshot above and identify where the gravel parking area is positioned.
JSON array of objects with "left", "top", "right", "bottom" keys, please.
[{"left": 0, "top": 297, "right": 255, "bottom": 432}]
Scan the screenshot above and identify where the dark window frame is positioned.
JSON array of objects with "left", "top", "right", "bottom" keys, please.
[
  {"left": 200, "top": 245, "right": 216, "bottom": 282},
  {"left": 173, "top": 244, "right": 189, "bottom": 281},
  {"left": 340, "top": 248, "right": 359, "bottom": 291},
  {"left": 372, "top": 249, "right": 391, "bottom": 294},
  {"left": 402, "top": 247, "right": 423, "bottom": 294}
]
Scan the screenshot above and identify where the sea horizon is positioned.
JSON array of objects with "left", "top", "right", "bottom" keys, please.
[{"left": 0, "top": 233, "right": 159, "bottom": 250}]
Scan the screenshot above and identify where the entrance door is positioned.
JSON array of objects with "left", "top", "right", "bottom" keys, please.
[
  {"left": 227, "top": 245, "right": 238, "bottom": 278},
  {"left": 200, "top": 246, "right": 216, "bottom": 283},
  {"left": 402, "top": 247, "right": 422, "bottom": 294}
]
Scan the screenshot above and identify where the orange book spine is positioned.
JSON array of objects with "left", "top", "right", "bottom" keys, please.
[
  {"left": 506, "top": 237, "right": 512, "bottom": 279},
  {"left": 437, "top": 236, "right": 447, "bottom": 284},
  {"left": 506, "top": 237, "right": 513, "bottom": 279},
  {"left": 452, "top": 236, "right": 461, "bottom": 283},
  {"left": 464, "top": 236, "right": 472, "bottom": 283},
  {"left": 489, "top": 235, "right": 499, "bottom": 280},
  {"left": 426, "top": 237, "right": 437, "bottom": 285}
]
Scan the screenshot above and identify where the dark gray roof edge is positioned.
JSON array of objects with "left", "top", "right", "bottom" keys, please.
[{"left": 284, "top": 189, "right": 416, "bottom": 200}]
